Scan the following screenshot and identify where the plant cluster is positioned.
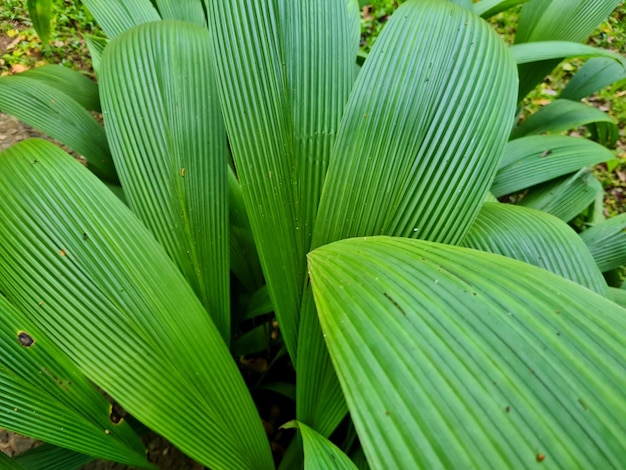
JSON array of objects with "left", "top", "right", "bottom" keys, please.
[{"left": 0, "top": 0, "right": 625, "bottom": 469}]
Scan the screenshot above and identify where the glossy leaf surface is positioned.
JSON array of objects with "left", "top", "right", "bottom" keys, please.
[
  {"left": 101, "top": 21, "right": 230, "bottom": 339},
  {"left": 462, "top": 203, "right": 606, "bottom": 294},
  {"left": 0, "top": 140, "right": 273, "bottom": 470},
  {"left": 309, "top": 236, "right": 626, "bottom": 469}
]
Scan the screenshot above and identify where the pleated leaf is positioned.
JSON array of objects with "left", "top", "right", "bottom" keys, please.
[
  {"left": 14, "top": 444, "right": 95, "bottom": 470},
  {"left": 154, "top": 0, "right": 206, "bottom": 27},
  {"left": 0, "top": 75, "right": 115, "bottom": 181},
  {"left": 228, "top": 169, "right": 264, "bottom": 292},
  {"left": 308, "top": 236, "right": 626, "bottom": 469},
  {"left": 297, "top": 0, "right": 518, "bottom": 443},
  {"left": 492, "top": 135, "right": 614, "bottom": 197},
  {"left": 80, "top": 0, "right": 160, "bottom": 39},
  {"left": 580, "top": 213, "right": 626, "bottom": 272},
  {"left": 510, "top": 41, "right": 626, "bottom": 65},
  {"left": 561, "top": 57, "right": 626, "bottom": 101},
  {"left": 0, "top": 296, "right": 149, "bottom": 466},
  {"left": 0, "top": 140, "right": 273, "bottom": 470},
  {"left": 100, "top": 21, "right": 230, "bottom": 340},
  {"left": 205, "top": 0, "right": 359, "bottom": 363},
  {"left": 608, "top": 287, "right": 626, "bottom": 309},
  {"left": 518, "top": 168, "right": 602, "bottom": 222},
  {"left": 0, "top": 451, "right": 25, "bottom": 470},
  {"left": 462, "top": 203, "right": 606, "bottom": 294},
  {"left": 292, "top": 422, "right": 359, "bottom": 470},
  {"left": 472, "top": 0, "right": 530, "bottom": 18},
  {"left": 513, "top": 0, "right": 621, "bottom": 98},
  {"left": 510, "top": 99, "right": 619, "bottom": 147},
  {"left": 27, "top": 0, "right": 52, "bottom": 45},
  {"left": 313, "top": 0, "right": 517, "bottom": 247},
  {"left": 20, "top": 65, "right": 100, "bottom": 112},
  {"left": 84, "top": 35, "right": 108, "bottom": 77}
]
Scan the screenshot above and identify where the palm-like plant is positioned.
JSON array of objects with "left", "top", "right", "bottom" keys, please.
[{"left": 0, "top": 0, "right": 625, "bottom": 468}]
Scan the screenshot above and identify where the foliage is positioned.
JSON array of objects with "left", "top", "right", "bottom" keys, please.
[{"left": 0, "top": 0, "right": 625, "bottom": 468}]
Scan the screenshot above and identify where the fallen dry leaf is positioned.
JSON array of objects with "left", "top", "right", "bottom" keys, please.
[{"left": 10, "top": 64, "right": 28, "bottom": 74}]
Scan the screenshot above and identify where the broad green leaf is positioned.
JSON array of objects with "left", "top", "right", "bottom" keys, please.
[
  {"left": 298, "top": 0, "right": 518, "bottom": 443},
  {"left": 206, "top": 0, "right": 359, "bottom": 364},
  {"left": 350, "top": 447, "right": 370, "bottom": 470},
  {"left": 462, "top": 203, "right": 606, "bottom": 294},
  {"left": 284, "top": 421, "right": 358, "bottom": 470},
  {"left": 492, "top": 135, "right": 614, "bottom": 197},
  {"left": 0, "top": 140, "right": 273, "bottom": 470},
  {"left": 510, "top": 41, "right": 626, "bottom": 65},
  {"left": 154, "top": 0, "right": 206, "bottom": 27},
  {"left": 80, "top": 0, "right": 160, "bottom": 38},
  {"left": 561, "top": 57, "right": 626, "bottom": 101},
  {"left": 84, "top": 35, "right": 108, "bottom": 77},
  {"left": 448, "top": 0, "right": 472, "bottom": 8},
  {"left": 14, "top": 444, "right": 95, "bottom": 470},
  {"left": 229, "top": 169, "right": 264, "bottom": 293},
  {"left": 608, "top": 287, "right": 626, "bottom": 308},
  {"left": 313, "top": 0, "right": 517, "bottom": 246},
  {"left": 513, "top": 0, "right": 621, "bottom": 97},
  {"left": 101, "top": 21, "right": 230, "bottom": 340},
  {"left": 0, "top": 297, "right": 149, "bottom": 466},
  {"left": 518, "top": 168, "right": 602, "bottom": 222},
  {"left": 0, "top": 76, "right": 115, "bottom": 182},
  {"left": 510, "top": 99, "right": 619, "bottom": 147},
  {"left": 580, "top": 213, "right": 626, "bottom": 272},
  {"left": 472, "top": 0, "right": 530, "bottom": 18},
  {"left": 20, "top": 65, "right": 100, "bottom": 112},
  {"left": 308, "top": 236, "right": 626, "bottom": 469},
  {"left": 0, "top": 451, "right": 25, "bottom": 470},
  {"left": 27, "top": 0, "right": 52, "bottom": 45}
]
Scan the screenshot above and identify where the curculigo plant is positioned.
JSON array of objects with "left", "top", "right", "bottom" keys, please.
[{"left": 0, "top": 0, "right": 625, "bottom": 469}]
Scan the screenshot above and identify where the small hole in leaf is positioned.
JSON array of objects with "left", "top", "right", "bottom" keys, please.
[
  {"left": 109, "top": 404, "right": 124, "bottom": 425},
  {"left": 17, "top": 332, "right": 34, "bottom": 347}
]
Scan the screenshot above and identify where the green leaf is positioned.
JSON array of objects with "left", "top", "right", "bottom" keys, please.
[
  {"left": 561, "top": 57, "right": 626, "bottom": 101},
  {"left": 100, "top": 21, "right": 230, "bottom": 340},
  {"left": 205, "top": 0, "right": 360, "bottom": 364},
  {"left": 510, "top": 99, "right": 619, "bottom": 147},
  {"left": 608, "top": 287, "right": 626, "bottom": 308},
  {"left": 308, "top": 236, "right": 626, "bottom": 468},
  {"left": 518, "top": 168, "right": 602, "bottom": 223},
  {"left": 0, "top": 296, "right": 149, "bottom": 466},
  {"left": 0, "top": 140, "right": 273, "bottom": 469},
  {"left": 154, "top": 0, "right": 206, "bottom": 27},
  {"left": 462, "top": 203, "right": 606, "bottom": 294},
  {"left": 19, "top": 65, "right": 100, "bottom": 112},
  {"left": 84, "top": 35, "right": 108, "bottom": 77},
  {"left": 492, "top": 135, "right": 614, "bottom": 197},
  {"left": 298, "top": 0, "right": 518, "bottom": 443},
  {"left": 510, "top": 41, "right": 625, "bottom": 65},
  {"left": 513, "top": 0, "right": 621, "bottom": 97},
  {"left": 229, "top": 168, "right": 264, "bottom": 293},
  {"left": 14, "top": 444, "right": 95, "bottom": 470},
  {"left": 0, "top": 451, "right": 25, "bottom": 470},
  {"left": 286, "top": 421, "right": 358, "bottom": 470},
  {"left": 80, "top": 0, "right": 161, "bottom": 38},
  {"left": 580, "top": 213, "right": 626, "bottom": 272},
  {"left": 313, "top": 0, "right": 518, "bottom": 246},
  {"left": 0, "top": 76, "right": 115, "bottom": 182},
  {"left": 27, "top": 0, "right": 52, "bottom": 45},
  {"left": 472, "top": 0, "right": 530, "bottom": 18}
]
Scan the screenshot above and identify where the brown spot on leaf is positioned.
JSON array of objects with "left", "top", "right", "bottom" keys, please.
[
  {"left": 181, "top": 167, "right": 185, "bottom": 177},
  {"left": 505, "top": 406, "right": 510, "bottom": 413},
  {"left": 59, "top": 249, "right": 66, "bottom": 257},
  {"left": 17, "top": 331, "right": 34, "bottom": 347},
  {"left": 383, "top": 292, "right": 406, "bottom": 316},
  {"left": 536, "top": 453, "right": 545, "bottom": 462}
]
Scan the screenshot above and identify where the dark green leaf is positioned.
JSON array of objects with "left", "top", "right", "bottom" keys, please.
[
  {"left": 580, "top": 213, "right": 626, "bottom": 272},
  {"left": 27, "top": 0, "right": 52, "bottom": 45}
]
